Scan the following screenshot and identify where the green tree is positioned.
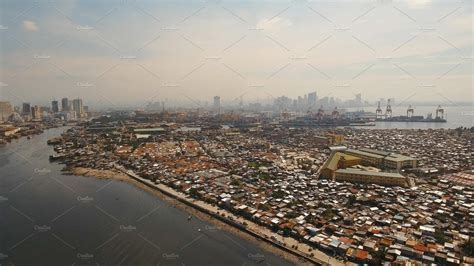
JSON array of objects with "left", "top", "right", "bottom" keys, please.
[{"left": 189, "top": 188, "right": 200, "bottom": 199}]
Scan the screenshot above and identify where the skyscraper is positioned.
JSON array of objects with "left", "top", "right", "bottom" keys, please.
[
  {"left": 213, "top": 96, "right": 221, "bottom": 110},
  {"left": 308, "top": 91, "right": 317, "bottom": 107},
  {"left": 31, "top": 105, "right": 41, "bottom": 120},
  {"left": 22, "top": 103, "right": 31, "bottom": 115},
  {"left": 52, "top": 100, "right": 59, "bottom": 113},
  {"left": 61, "top": 98, "right": 69, "bottom": 111},
  {"left": 72, "top": 98, "right": 83, "bottom": 117}
]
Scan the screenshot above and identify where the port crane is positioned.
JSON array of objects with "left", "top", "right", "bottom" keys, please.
[
  {"left": 376, "top": 101, "right": 383, "bottom": 119},
  {"left": 436, "top": 105, "right": 445, "bottom": 119},
  {"left": 385, "top": 99, "right": 392, "bottom": 118},
  {"left": 407, "top": 105, "right": 414, "bottom": 118}
]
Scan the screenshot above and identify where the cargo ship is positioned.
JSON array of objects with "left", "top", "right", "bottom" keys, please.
[
  {"left": 376, "top": 115, "right": 447, "bottom": 123},
  {"left": 375, "top": 104, "right": 447, "bottom": 123}
]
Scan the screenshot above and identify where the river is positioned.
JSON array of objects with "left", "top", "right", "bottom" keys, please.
[{"left": 0, "top": 127, "right": 293, "bottom": 266}]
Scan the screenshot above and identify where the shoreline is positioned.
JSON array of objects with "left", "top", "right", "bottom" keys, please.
[{"left": 67, "top": 167, "right": 341, "bottom": 266}]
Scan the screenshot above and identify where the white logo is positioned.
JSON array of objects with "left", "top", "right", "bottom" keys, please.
[
  {"left": 77, "top": 196, "right": 94, "bottom": 203},
  {"left": 34, "top": 168, "right": 51, "bottom": 174},
  {"left": 34, "top": 225, "right": 51, "bottom": 233},
  {"left": 77, "top": 253, "right": 94, "bottom": 260},
  {"left": 162, "top": 253, "right": 179, "bottom": 260},
  {"left": 34, "top": 54, "right": 51, "bottom": 59},
  {"left": 77, "top": 82, "right": 94, "bottom": 87},
  {"left": 119, "top": 225, "right": 136, "bottom": 232},
  {"left": 76, "top": 25, "right": 94, "bottom": 30}
]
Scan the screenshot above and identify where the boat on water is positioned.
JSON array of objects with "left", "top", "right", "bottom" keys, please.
[
  {"left": 376, "top": 115, "right": 447, "bottom": 123},
  {"left": 49, "top": 154, "right": 65, "bottom": 161},
  {"left": 375, "top": 104, "right": 447, "bottom": 123},
  {"left": 47, "top": 137, "right": 63, "bottom": 145}
]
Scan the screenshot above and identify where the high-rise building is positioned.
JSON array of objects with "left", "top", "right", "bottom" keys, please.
[
  {"left": 61, "top": 98, "right": 69, "bottom": 111},
  {"left": 31, "top": 105, "right": 41, "bottom": 120},
  {"left": 308, "top": 91, "right": 317, "bottom": 106},
  {"left": 320, "top": 97, "right": 329, "bottom": 107},
  {"left": 297, "top": 96, "right": 304, "bottom": 108},
  {"left": 52, "top": 100, "right": 59, "bottom": 113},
  {"left": 72, "top": 98, "right": 83, "bottom": 117},
  {"left": 0, "top": 101, "right": 13, "bottom": 121},
  {"left": 213, "top": 96, "right": 221, "bottom": 110},
  {"left": 22, "top": 103, "right": 31, "bottom": 115}
]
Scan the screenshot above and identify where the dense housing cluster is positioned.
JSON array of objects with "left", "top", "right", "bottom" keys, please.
[{"left": 51, "top": 121, "right": 473, "bottom": 265}]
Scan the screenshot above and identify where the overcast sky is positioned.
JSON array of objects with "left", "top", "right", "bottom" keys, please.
[{"left": 0, "top": 0, "right": 472, "bottom": 108}]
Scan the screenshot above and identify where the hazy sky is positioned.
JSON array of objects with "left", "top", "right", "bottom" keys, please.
[{"left": 0, "top": 0, "right": 472, "bottom": 108}]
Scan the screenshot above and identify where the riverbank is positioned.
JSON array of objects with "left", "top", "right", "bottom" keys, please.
[{"left": 68, "top": 166, "right": 344, "bottom": 266}]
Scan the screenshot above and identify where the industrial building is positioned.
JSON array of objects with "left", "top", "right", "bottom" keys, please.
[
  {"left": 334, "top": 168, "right": 408, "bottom": 187},
  {"left": 320, "top": 148, "right": 416, "bottom": 187},
  {"left": 345, "top": 148, "right": 417, "bottom": 171},
  {"left": 313, "top": 133, "right": 345, "bottom": 147},
  {"left": 320, "top": 152, "right": 361, "bottom": 179},
  {"left": 133, "top": 127, "right": 166, "bottom": 135}
]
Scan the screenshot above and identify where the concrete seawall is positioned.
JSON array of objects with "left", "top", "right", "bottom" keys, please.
[{"left": 119, "top": 167, "right": 329, "bottom": 266}]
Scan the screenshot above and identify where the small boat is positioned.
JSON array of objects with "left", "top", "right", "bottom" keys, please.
[
  {"left": 47, "top": 137, "right": 62, "bottom": 145},
  {"left": 49, "top": 154, "right": 65, "bottom": 161},
  {"left": 187, "top": 216, "right": 192, "bottom": 221}
]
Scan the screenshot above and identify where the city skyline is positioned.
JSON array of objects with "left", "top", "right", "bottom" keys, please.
[
  {"left": 0, "top": 0, "right": 472, "bottom": 108},
  {"left": 1, "top": 1, "right": 473, "bottom": 265}
]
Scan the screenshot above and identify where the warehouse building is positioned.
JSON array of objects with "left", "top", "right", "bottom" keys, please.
[
  {"left": 335, "top": 168, "right": 408, "bottom": 187},
  {"left": 345, "top": 148, "right": 417, "bottom": 171},
  {"left": 320, "top": 152, "right": 362, "bottom": 180}
]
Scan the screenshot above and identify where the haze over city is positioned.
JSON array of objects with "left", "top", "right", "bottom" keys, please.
[
  {"left": 0, "top": 1, "right": 473, "bottom": 266},
  {"left": 1, "top": 0, "right": 472, "bottom": 108}
]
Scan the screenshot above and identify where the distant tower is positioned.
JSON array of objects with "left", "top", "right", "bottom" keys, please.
[
  {"left": 61, "top": 98, "right": 69, "bottom": 111},
  {"left": 407, "top": 105, "right": 414, "bottom": 118},
  {"left": 385, "top": 99, "right": 392, "bottom": 118},
  {"left": 436, "top": 105, "right": 444, "bottom": 119},
  {"left": 213, "top": 96, "right": 221, "bottom": 110},
  {"left": 376, "top": 101, "right": 383, "bottom": 119},
  {"left": 308, "top": 91, "right": 317, "bottom": 107},
  {"left": 52, "top": 100, "right": 59, "bottom": 113},
  {"left": 22, "top": 102, "right": 31, "bottom": 115},
  {"left": 31, "top": 105, "right": 41, "bottom": 120},
  {"left": 72, "top": 98, "right": 83, "bottom": 118}
]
